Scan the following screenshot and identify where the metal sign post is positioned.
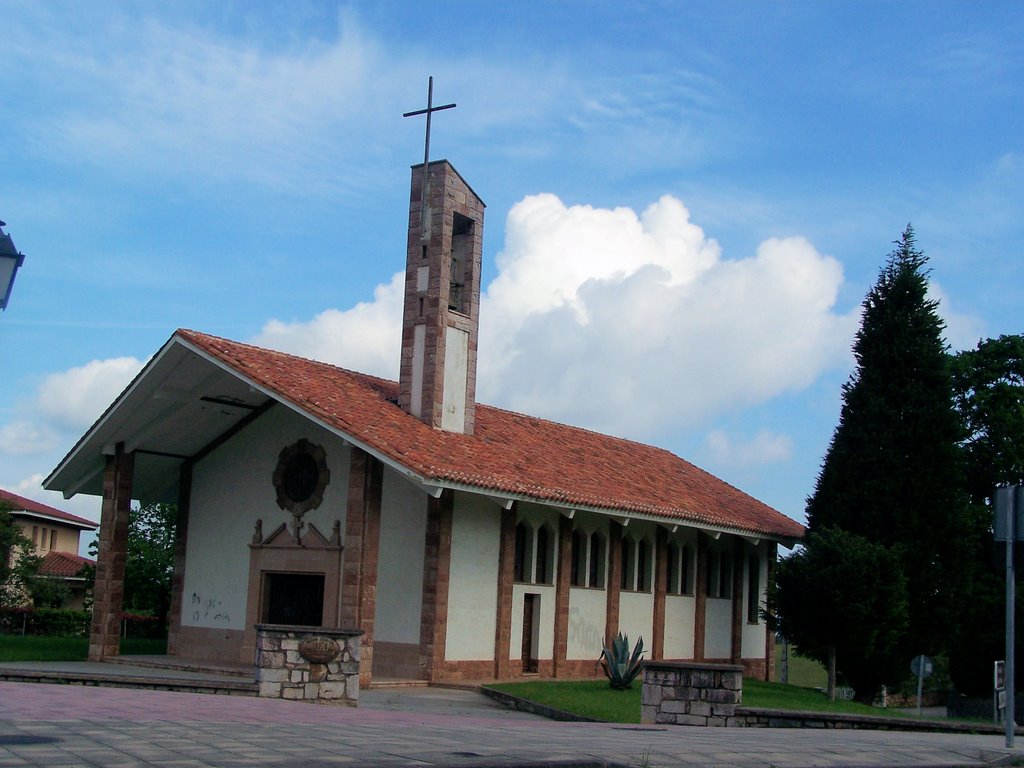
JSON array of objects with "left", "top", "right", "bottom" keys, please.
[{"left": 994, "top": 485, "right": 1023, "bottom": 748}]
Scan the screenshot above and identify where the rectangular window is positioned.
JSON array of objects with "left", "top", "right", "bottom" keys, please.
[
  {"left": 32, "top": 526, "right": 39, "bottom": 546},
  {"left": 50, "top": 530, "right": 57, "bottom": 551},
  {"left": 681, "top": 546, "right": 691, "bottom": 595}
]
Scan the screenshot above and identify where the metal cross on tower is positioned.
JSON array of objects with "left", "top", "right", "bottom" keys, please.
[{"left": 403, "top": 76, "right": 456, "bottom": 240}]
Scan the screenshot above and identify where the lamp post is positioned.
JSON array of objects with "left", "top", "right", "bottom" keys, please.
[{"left": 0, "top": 220, "right": 26, "bottom": 311}]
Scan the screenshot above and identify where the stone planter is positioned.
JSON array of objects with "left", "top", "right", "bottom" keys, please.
[
  {"left": 641, "top": 661, "right": 742, "bottom": 726},
  {"left": 255, "top": 624, "right": 362, "bottom": 705}
]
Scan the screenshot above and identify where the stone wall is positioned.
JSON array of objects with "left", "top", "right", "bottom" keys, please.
[
  {"left": 255, "top": 624, "right": 361, "bottom": 704},
  {"left": 641, "top": 661, "right": 742, "bottom": 726}
]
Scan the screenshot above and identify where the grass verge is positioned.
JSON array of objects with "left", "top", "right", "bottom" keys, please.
[
  {"left": 489, "top": 677, "right": 920, "bottom": 724},
  {"left": 0, "top": 634, "right": 167, "bottom": 661}
]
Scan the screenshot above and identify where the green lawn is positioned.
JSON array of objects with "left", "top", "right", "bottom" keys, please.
[
  {"left": 488, "top": 677, "right": 905, "bottom": 724},
  {"left": 775, "top": 642, "right": 828, "bottom": 688},
  {"left": 0, "top": 635, "right": 167, "bottom": 661}
]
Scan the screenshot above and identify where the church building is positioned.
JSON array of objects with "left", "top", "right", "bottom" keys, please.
[{"left": 45, "top": 157, "right": 803, "bottom": 685}]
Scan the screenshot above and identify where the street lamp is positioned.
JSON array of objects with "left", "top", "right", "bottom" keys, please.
[{"left": 0, "top": 220, "right": 26, "bottom": 311}]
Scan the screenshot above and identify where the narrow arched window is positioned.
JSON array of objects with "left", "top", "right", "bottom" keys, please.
[
  {"left": 514, "top": 522, "right": 530, "bottom": 583},
  {"left": 570, "top": 529, "right": 585, "bottom": 587},
  {"left": 636, "top": 539, "right": 650, "bottom": 592},
  {"left": 536, "top": 525, "right": 551, "bottom": 584},
  {"left": 589, "top": 531, "right": 605, "bottom": 588}
]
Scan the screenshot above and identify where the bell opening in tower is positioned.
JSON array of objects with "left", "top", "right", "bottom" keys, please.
[{"left": 449, "top": 212, "right": 473, "bottom": 314}]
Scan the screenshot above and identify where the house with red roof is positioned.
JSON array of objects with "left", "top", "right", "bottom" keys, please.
[
  {"left": 45, "top": 160, "right": 802, "bottom": 684},
  {"left": 0, "top": 488, "right": 97, "bottom": 609}
]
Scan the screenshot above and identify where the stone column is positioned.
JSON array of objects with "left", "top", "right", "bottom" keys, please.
[
  {"left": 693, "top": 534, "right": 708, "bottom": 662},
  {"left": 341, "top": 447, "right": 383, "bottom": 687},
  {"left": 652, "top": 527, "right": 668, "bottom": 660},
  {"left": 419, "top": 490, "right": 453, "bottom": 681},
  {"left": 552, "top": 515, "right": 572, "bottom": 677},
  {"left": 88, "top": 444, "right": 134, "bottom": 662},
  {"left": 604, "top": 521, "right": 622, "bottom": 646},
  {"left": 493, "top": 505, "right": 515, "bottom": 679},
  {"left": 166, "top": 462, "right": 192, "bottom": 656}
]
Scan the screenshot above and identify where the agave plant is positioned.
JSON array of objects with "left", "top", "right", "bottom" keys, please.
[{"left": 599, "top": 632, "right": 645, "bottom": 689}]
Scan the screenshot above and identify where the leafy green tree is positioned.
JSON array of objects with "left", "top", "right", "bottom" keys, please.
[
  {"left": 88, "top": 502, "right": 177, "bottom": 630},
  {"left": 951, "top": 334, "right": 1024, "bottom": 503},
  {"left": 783, "top": 226, "right": 971, "bottom": 699},
  {"left": 124, "top": 502, "right": 177, "bottom": 629},
  {"left": 0, "top": 502, "right": 42, "bottom": 608},
  {"left": 946, "top": 334, "right": 1024, "bottom": 692},
  {"left": 775, "top": 528, "right": 908, "bottom": 700}
]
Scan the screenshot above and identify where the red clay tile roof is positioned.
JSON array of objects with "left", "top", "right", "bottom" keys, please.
[
  {"left": 179, "top": 329, "right": 804, "bottom": 541},
  {"left": 38, "top": 550, "right": 93, "bottom": 578},
  {"left": 0, "top": 489, "right": 98, "bottom": 529}
]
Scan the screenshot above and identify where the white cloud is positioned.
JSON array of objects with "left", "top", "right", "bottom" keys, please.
[
  {"left": 252, "top": 272, "right": 404, "bottom": 378},
  {"left": 479, "top": 194, "right": 857, "bottom": 438},
  {"left": 0, "top": 421, "right": 59, "bottom": 456},
  {"left": 257, "top": 193, "right": 858, "bottom": 442},
  {"left": 36, "top": 357, "right": 144, "bottom": 431},
  {"left": 703, "top": 430, "right": 794, "bottom": 468},
  {"left": 928, "top": 280, "right": 986, "bottom": 353},
  {"left": 0, "top": 357, "right": 142, "bottom": 458}
]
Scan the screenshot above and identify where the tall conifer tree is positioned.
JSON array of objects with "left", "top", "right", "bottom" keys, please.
[{"left": 792, "top": 226, "right": 968, "bottom": 696}]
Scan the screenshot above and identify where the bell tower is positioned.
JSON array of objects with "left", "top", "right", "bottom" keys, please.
[{"left": 399, "top": 80, "right": 485, "bottom": 434}]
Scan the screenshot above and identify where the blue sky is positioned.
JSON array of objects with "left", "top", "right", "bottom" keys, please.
[{"left": 1, "top": 1, "right": 1021, "bottom": 539}]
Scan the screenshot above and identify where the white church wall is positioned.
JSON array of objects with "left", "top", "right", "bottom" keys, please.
[
  {"left": 509, "top": 503, "right": 560, "bottom": 662},
  {"left": 375, "top": 467, "right": 427, "bottom": 645},
  {"left": 445, "top": 493, "right": 500, "bottom": 661},
  {"left": 663, "top": 594, "right": 696, "bottom": 659},
  {"left": 567, "top": 587, "right": 606, "bottom": 660},
  {"left": 182, "top": 406, "right": 351, "bottom": 631},
  {"left": 618, "top": 590, "right": 654, "bottom": 652},
  {"left": 510, "top": 582, "right": 556, "bottom": 661},
  {"left": 704, "top": 598, "right": 733, "bottom": 659}
]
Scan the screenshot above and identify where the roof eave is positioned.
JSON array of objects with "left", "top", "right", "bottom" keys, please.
[{"left": 421, "top": 478, "right": 803, "bottom": 545}]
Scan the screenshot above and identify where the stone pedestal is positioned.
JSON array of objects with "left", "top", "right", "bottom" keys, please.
[
  {"left": 255, "top": 625, "right": 361, "bottom": 705},
  {"left": 641, "top": 661, "right": 742, "bottom": 726}
]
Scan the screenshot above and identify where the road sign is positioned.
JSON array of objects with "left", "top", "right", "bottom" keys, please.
[{"left": 911, "top": 655, "right": 933, "bottom": 678}]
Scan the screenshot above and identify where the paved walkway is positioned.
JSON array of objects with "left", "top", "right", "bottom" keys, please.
[{"left": 0, "top": 680, "right": 1021, "bottom": 768}]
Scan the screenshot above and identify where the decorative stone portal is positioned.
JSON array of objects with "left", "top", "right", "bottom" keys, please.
[
  {"left": 641, "top": 661, "right": 743, "bottom": 726},
  {"left": 256, "top": 625, "right": 361, "bottom": 704},
  {"left": 243, "top": 519, "right": 343, "bottom": 662}
]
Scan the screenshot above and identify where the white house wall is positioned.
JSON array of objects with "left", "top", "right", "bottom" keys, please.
[
  {"left": 181, "top": 406, "right": 351, "bottom": 632},
  {"left": 375, "top": 467, "right": 427, "bottom": 645},
  {"left": 445, "top": 493, "right": 500, "bottom": 661}
]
